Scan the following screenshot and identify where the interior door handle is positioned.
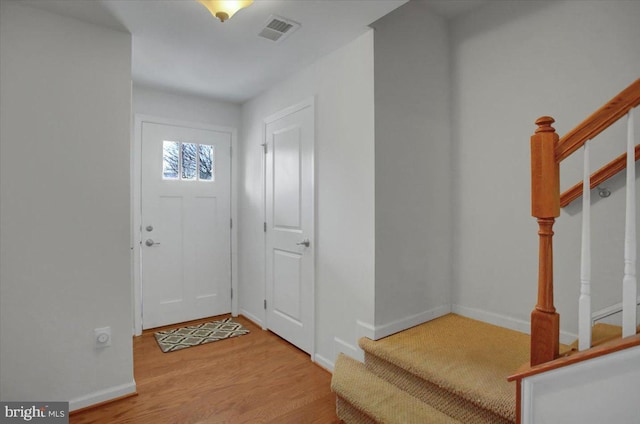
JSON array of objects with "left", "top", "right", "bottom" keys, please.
[
  {"left": 145, "top": 239, "right": 160, "bottom": 247},
  {"left": 296, "top": 239, "right": 310, "bottom": 247}
]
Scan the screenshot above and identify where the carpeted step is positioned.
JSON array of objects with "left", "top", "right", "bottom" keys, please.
[
  {"left": 358, "top": 314, "right": 533, "bottom": 423},
  {"left": 362, "top": 352, "right": 512, "bottom": 424},
  {"left": 569, "top": 323, "right": 640, "bottom": 349},
  {"left": 336, "top": 397, "right": 377, "bottom": 424},
  {"left": 331, "top": 353, "right": 462, "bottom": 424}
]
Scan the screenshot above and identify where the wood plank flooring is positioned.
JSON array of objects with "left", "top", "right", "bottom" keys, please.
[{"left": 70, "top": 315, "right": 340, "bottom": 424}]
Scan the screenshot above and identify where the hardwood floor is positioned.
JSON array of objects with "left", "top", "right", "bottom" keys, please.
[{"left": 71, "top": 315, "right": 340, "bottom": 424}]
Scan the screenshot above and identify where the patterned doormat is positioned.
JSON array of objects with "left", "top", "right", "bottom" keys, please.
[{"left": 154, "top": 318, "right": 250, "bottom": 353}]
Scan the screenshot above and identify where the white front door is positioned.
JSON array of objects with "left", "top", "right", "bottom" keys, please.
[
  {"left": 265, "top": 100, "right": 315, "bottom": 355},
  {"left": 141, "top": 122, "right": 231, "bottom": 329}
]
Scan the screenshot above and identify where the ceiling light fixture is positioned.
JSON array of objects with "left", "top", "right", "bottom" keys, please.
[{"left": 197, "top": 0, "right": 254, "bottom": 23}]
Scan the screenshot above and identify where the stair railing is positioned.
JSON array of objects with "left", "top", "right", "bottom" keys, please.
[{"left": 529, "top": 79, "right": 640, "bottom": 366}]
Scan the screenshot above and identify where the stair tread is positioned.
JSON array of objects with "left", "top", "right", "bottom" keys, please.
[
  {"left": 569, "top": 323, "right": 640, "bottom": 349},
  {"left": 359, "top": 314, "right": 529, "bottom": 421},
  {"left": 363, "top": 353, "right": 513, "bottom": 424},
  {"left": 332, "top": 353, "right": 462, "bottom": 424}
]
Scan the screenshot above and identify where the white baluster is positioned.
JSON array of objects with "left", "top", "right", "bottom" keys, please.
[
  {"left": 579, "top": 142, "right": 592, "bottom": 350},
  {"left": 622, "top": 110, "right": 637, "bottom": 338}
]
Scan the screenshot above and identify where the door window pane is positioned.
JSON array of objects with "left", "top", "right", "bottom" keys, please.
[
  {"left": 199, "top": 144, "right": 214, "bottom": 181},
  {"left": 162, "top": 140, "right": 215, "bottom": 181},
  {"left": 181, "top": 143, "right": 197, "bottom": 180},
  {"left": 162, "top": 141, "right": 179, "bottom": 179}
]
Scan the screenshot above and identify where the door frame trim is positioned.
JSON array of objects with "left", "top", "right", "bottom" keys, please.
[
  {"left": 132, "top": 114, "right": 238, "bottom": 335},
  {"left": 262, "top": 97, "right": 316, "bottom": 361}
]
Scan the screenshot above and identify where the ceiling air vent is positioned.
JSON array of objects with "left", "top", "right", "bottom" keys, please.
[{"left": 258, "top": 15, "right": 300, "bottom": 43}]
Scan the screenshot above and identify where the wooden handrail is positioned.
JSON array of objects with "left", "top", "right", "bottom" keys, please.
[
  {"left": 528, "top": 80, "right": 640, "bottom": 369},
  {"left": 560, "top": 144, "right": 640, "bottom": 207},
  {"left": 509, "top": 332, "right": 640, "bottom": 382},
  {"left": 555, "top": 79, "right": 640, "bottom": 162},
  {"left": 523, "top": 79, "right": 640, "bottom": 423}
]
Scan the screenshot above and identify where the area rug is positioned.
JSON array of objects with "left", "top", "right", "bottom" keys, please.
[{"left": 154, "top": 318, "right": 250, "bottom": 353}]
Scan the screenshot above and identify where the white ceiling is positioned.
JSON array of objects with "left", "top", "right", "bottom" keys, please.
[{"left": 17, "top": 0, "right": 487, "bottom": 103}]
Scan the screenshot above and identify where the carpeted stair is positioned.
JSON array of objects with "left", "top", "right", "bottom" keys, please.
[
  {"left": 331, "top": 313, "right": 638, "bottom": 423},
  {"left": 569, "top": 322, "right": 640, "bottom": 349},
  {"left": 331, "top": 314, "right": 535, "bottom": 423},
  {"left": 332, "top": 355, "right": 460, "bottom": 424}
]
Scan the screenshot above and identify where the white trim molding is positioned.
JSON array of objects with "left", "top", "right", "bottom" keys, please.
[
  {"left": 240, "top": 309, "right": 264, "bottom": 329},
  {"left": 314, "top": 354, "right": 334, "bottom": 373},
  {"left": 335, "top": 337, "right": 360, "bottom": 361},
  {"left": 69, "top": 380, "right": 136, "bottom": 412},
  {"left": 373, "top": 305, "right": 451, "bottom": 340},
  {"left": 452, "top": 304, "right": 578, "bottom": 345},
  {"left": 356, "top": 319, "right": 375, "bottom": 341},
  {"left": 314, "top": 336, "right": 364, "bottom": 373}
]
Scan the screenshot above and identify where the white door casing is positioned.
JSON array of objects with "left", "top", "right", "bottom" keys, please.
[
  {"left": 264, "top": 99, "right": 315, "bottom": 356},
  {"left": 135, "top": 118, "right": 236, "bottom": 331}
]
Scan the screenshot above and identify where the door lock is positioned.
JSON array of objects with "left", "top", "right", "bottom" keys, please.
[{"left": 296, "top": 239, "right": 310, "bottom": 247}]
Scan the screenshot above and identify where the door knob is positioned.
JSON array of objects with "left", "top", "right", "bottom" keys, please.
[
  {"left": 145, "top": 239, "right": 160, "bottom": 247},
  {"left": 296, "top": 239, "right": 310, "bottom": 247}
]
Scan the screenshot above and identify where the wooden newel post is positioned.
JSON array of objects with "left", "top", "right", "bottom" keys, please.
[{"left": 530, "top": 116, "right": 561, "bottom": 366}]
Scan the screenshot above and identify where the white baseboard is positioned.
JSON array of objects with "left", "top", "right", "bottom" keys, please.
[
  {"left": 373, "top": 304, "right": 451, "bottom": 340},
  {"left": 334, "top": 337, "right": 361, "bottom": 361},
  {"left": 452, "top": 304, "right": 530, "bottom": 333},
  {"left": 69, "top": 380, "right": 136, "bottom": 411},
  {"left": 315, "top": 336, "right": 364, "bottom": 373},
  {"left": 239, "top": 309, "right": 263, "bottom": 329},
  {"left": 452, "top": 304, "right": 578, "bottom": 345},
  {"left": 356, "top": 320, "right": 375, "bottom": 340},
  {"left": 314, "top": 353, "right": 334, "bottom": 373}
]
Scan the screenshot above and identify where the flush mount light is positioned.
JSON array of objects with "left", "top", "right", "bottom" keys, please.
[{"left": 197, "top": 0, "right": 254, "bottom": 23}]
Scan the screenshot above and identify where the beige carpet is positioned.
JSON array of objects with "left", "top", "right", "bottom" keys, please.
[
  {"left": 569, "top": 323, "right": 640, "bottom": 350},
  {"left": 363, "top": 352, "right": 511, "bottom": 424},
  {"left": 358, "top": 314, "right": 530, "bottom": 422},
  {"left": 332, "top": 313, "right": 583, "bottom": 423},
  {"left": 332, "top": 354, "right": 462, "bottom": 424}
]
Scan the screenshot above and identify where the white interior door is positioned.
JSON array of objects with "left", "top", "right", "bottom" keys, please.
[
  {"left": 141, "top": 122, "right": 231, "bottom": 329},
  {"left": 265, "top": 100, "right": 314, "bottom": 355}
]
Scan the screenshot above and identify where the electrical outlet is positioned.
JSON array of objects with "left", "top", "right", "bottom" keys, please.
[{"left": 94, "top": 327, "right": 111, "bottom": 348}]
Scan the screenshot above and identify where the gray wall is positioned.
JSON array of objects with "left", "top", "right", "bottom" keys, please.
[
  {"left": 451, "top": 0, "right": 640, "bottom": 338},
  {"left": 372, "top": 1, "right": 453, "bottom": 333},
  {"left": 0, "top": 2, "right": 134, "bottom": 408}
]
